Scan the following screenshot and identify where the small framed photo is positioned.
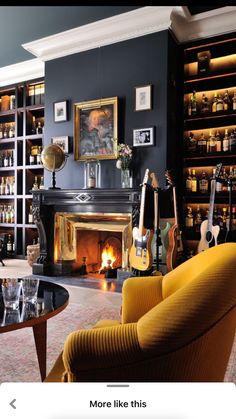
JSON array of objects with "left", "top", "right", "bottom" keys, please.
[
  {"left": 54, "top": 100, "right": 68, "bottom": 122},
  {"left": 51, "top": 136, "right": 69, "bottom": 153},
  {"left": 133, "top": 127, "right": 154, "bottom": 147},
  {"left": 134, "top": 84, "right": 152, "bottom": 111}
]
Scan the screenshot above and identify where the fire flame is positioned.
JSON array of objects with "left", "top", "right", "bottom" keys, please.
[{"left": 100, "top": 244, "right": 116, "bottom": 270}]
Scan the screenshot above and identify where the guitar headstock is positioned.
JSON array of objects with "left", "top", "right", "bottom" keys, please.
[
  {"left": 142, "top": 168, "right": 150, "bottom": 185},
  {"left": 150, "top": 172, "right": 159, "bottom": 190},
  {"left": 165, "top": 169, "right": 175, "bottom": 188},
  {"left": 214, "top": 163, "right": 223, "bottom": 179}
]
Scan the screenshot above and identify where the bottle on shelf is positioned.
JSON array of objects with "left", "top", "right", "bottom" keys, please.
[
  {"left": 229, "top": 129, "right": 236, "bottom": 152},
  {"left": 9, "top": 177, "right": 15, "bottom": 195},
  {"left": 185, "top": 206, "right": 193, "bottom": 228},
  {"left": 4, "top": 177, "right": 10, "bottom": 195},
  {"left": 194, "top": 205, "right": 202, "bottom": 233},
  {"left": 36, "top": 121, "right": 43, "bottom": 135},
  {"left": 197, "top": 132, "right": 207, "bottom": 154},
  {"left": 3, "top": 123, "right": 9, "bottom": 138},
  {"left": 208, "top": 131, "right": 217, "bottom": 153},
  {"left": 222, "top": 167, "right": 228, "bottom": 192},
  {"left": 191, "top": 169, "right": 197, "bottom": 192},
  {"left": 32, "top": 176, "right": 39, "bottom": 191},
  {"left": 232, "top": 91, "right": 236, "bottom": 111},
  {"left": 0, "top": 177, "right": 5, "bottom": 195},
  {"left": 9, "top": 95, "right": 15, "bottom": 110},
  {"left": 36, "top": 146, "right": 42, "bottom": 165},
  {"left": 223, "top": 129, "right": 229, "bottom": 152},
  {"left": 10, "top": 206, "right": 14, "bottom": 224},
  {"left": 8, "top": 123, "right": 15, "bottom": 138},
  {"left": 0, "top": 124, "right": 3, "bottom": 139},
  {"left": 215, "top": 130, "right": 222, "bottom": 152},
  {"left": 3, "top": 152, "right": 8, "bottom": 167},
  {"left": 39, "top": 176, "right": 44, "bottom": 190},
  {"left": 28, "top": 205, "right": 33, "bottom": 223},
  {"left": 212, "top": 92, "right": 218, "bottom": 112},
  {"left": 200, "top": 93, "right": 210, "bottom": 114},
  {"left": 190, "top": 90, "right": 197, "bottom": 116},
  {"left": 232, "top": 207, "right": 236, "bottom": 230},
  {"left": 223, "top": 90, "right": 231, "bottom": 111},
  {"left": 222, "top": 207, "right": 228, "bottom": 230},
  {"left": 7, "top": 234, "right": 14, "bottom": 254},
  {"left": 216, "top": 94, "right": 224, "bottom": 112},
  {"left": 186, "top": 168, "right": 192, "bottom": 192},
  {"left": 29, "top": 147, "right": 35, "bottom": 165},
  {"left": 199, "top": 171, "right": 209, "bottom": 194},
  {"left": 31, "top": 115, "right": 36, "bottom": 135}
]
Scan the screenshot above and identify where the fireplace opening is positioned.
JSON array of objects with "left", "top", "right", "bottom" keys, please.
[{"left": 54, "top": 212, "right": 132, "bottom": 279}]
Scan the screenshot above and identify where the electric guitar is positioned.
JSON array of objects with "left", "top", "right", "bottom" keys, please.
[
  {"left": 197, "top": 163, "right": 222, "bottom": 253},
  {"left": 165, "top": 170, "right": 184, "bottom": 272},
  {"left": 129, "top": 169, "right": 153, "bottom": 271}
]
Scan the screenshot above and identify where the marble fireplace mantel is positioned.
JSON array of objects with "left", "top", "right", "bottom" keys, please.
[{"left": 32, "top": 188, "right": 141, "bottom": 276}]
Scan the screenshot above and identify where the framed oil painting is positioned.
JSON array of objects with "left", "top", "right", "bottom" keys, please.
[{"left": 74, "top": 96, "right": 118, "bottom": 161}]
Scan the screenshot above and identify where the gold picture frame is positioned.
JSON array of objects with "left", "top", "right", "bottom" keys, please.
[{"left": 74, "top": 96, "right": 118, "bottom": 161}]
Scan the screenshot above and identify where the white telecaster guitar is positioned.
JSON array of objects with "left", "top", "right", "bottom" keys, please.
[{"left": 197, "top": 163, "right": 222, "bottom": 253}]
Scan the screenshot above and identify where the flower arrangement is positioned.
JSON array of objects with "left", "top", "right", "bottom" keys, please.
[{"left": 116, "top": 143, "right": 133, "bottom": 170}]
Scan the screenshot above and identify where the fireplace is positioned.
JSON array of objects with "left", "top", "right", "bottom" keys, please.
[{"left": 32, "top": 188, "right": 140, "bottom": 276}]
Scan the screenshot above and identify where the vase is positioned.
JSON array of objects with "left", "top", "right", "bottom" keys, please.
[{"left": 121, "top": 169, "right": 131, "bottom": 188}]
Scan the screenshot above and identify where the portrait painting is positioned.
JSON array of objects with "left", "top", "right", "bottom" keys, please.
[{"left": 74, "top": 97, "right": 118, "bottom": 160}]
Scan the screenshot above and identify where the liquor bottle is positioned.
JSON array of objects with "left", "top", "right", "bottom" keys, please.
[
  {"left": 222, "top": 167, "right": 228, "bottom": 192},
  {"left": 211, "top": 168, "right": 216, "bottom": 190},
  {"left": 216, "top": 94, "right": 224, "bottom": 112},
  {"left": 186, "top": 168, "right": 192, "bottom": 192},
  {"left": 187, "top": 132, "right": 197, "bottom": 154},
  {"left": 194, "top": 205, "right": 202, "bottom": 233},
  {"left": 222, "top": 208, "right": 227, "bottom": 230},
  {"left": 0, "top": 177, "right": 5, "bottom": 195},
  {"left": 36, "top": 146, "right": 42, "bottom": 165},
  {"left": 8, "top": 123, "right": 14, "bottom": 138},
  {"left": 39, "top": 176, "right": 44, "bottom": 190},
  {"left": 200, "top": 93, "right": 210, "bottom": 114},
  {"left": 223, "top": 129, "right": 229, "bottom": 152},
  {"left": 212, "top": 92, "right": 218, "bottom": 112},
  {"left": 216, "top": 170, "right": 223, "bottom": 193},
  {"left": 9, "top": 95, "right": 15, "bottom": 110},
  {"left": 0, "top": 124, "right": 3, "bottom": 139},
  {"left": 213, "top": 207, "right": 218, "bottom": 226},
  {"left": 29, "top": 148, "right": 35, "bottom": 165},
  {"left": 199, "top": 171, "right": 208, "bottom": 194},
  {"left": 229, "top": 129, "right": 236, "bottom": 152},
  {"left": 4, "top": 177, "right": 10, "bottom": 195},
  {"left": 3, "top": 123, "right": 9, "bottom": 138},
  {"left": 2, "top": 205, "right": 6, "bottom": 223},
  {"left": 28, "top": 205, "right": 33, "bottom": 223},
  {"left": 223, "top": 90, "right": 231, "bottom": 111},
  {"left": 232, "top": 91, "right": 236, "bottom": 111},
  {"left": 31, "top": 116, "right": 36, "bottom": 135},
  {"left": 7, "top": 234, "right": 13, "bottom": 253},
  {"left": 3, "top": 152, "right": 8, "bottom": 167},
  {"left": 191, "top": 90, "right": 197, "bottom": 115},
  {"left": 208, "top": 131, "right": 217, "bottom": 153},
  {"left": 10, "top": 206, "right": 14, "bottom": 224},
  {"left": 5, "top": 206, "right": 10, "bottom": 223},
  {"left": 197, "top": 132, "right": 207, "bottom": 154},
  {"left": 191, "top": 169, "right": 197, "bottom": 192},
  {"left": 8, "top": 150, "right": 14, "bottom": 167},
  {"left": 32, "top": 176, "right": 39, "bottom": 191},
  {"left": 215, "top": 130, "right": 222, "bottom": 152},
  {"left": 187, "top": 98, "right": 192, "bottom": 116},
  {"left": 9, "top": 178, "right": 14, "bottom": 195},
  {"left": 185, "top": 206, "right": 193, "bottom": 228},
  {"left": 36, "top": 122, "right": 43, "bottom": 134}
]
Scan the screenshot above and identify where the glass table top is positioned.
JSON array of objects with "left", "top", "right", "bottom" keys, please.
[{"left": 0, "top": 279, "right": 69, "bottom": 330}]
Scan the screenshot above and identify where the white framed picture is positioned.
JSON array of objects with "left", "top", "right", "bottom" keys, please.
[
  {"left": 133, "top": 127, "right": 155, "bottom": 147},
  {"left": 53, "top": 100, "right": 68, "bottom": 122},
  {"left": 134, "top": 84, "right": 152, "bottom": 111},
  {"left": 51, "top": 136, "right": 69, "bottom": 153}
]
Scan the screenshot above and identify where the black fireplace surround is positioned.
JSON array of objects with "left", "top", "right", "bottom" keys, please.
[{"left": 32, "top": 188, "right": 141, "bottom": 276}]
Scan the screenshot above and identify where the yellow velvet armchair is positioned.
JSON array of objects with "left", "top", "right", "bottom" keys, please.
[{"left": 45, "top": 242, "right": 236, "bottom": 382}]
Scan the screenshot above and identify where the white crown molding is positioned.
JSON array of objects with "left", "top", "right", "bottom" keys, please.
[
  {"left": 0, "top": 58, "right": 44, "bottom": 87},
  {"left": 171, "top": 6, "right": 236, "bottom": 43},
  {"left": 22, "top": 6, "right": 173, "bottom": 62}
]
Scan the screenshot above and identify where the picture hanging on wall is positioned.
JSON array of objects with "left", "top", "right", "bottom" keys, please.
[
  {"left": 74, "top": 96, "right": 118, "bottom": 161},
  {"left": 54, "top": 100, "right": 68, "bottom": 122},
  {"left": 133, "top": 127, "right": 155, "bottom": 147},
  {"left": 51, "top": 136, "right": 69, "bottom": 153},
  {"left": 134, "top": 84, "right": 152, "bottom": 111}
]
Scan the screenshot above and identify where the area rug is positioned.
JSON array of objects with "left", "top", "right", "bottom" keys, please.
[{"left": 0, "top": 296, "right": 120, "bottom": 382}]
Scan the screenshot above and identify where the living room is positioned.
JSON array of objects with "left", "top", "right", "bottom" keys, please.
[{"left": 0, "top": 6, "right": 236, "bottom": 417}]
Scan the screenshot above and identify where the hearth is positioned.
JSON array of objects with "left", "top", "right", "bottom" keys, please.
[{"left": 32, "top": 188, "right": 140, "bottom": 276}]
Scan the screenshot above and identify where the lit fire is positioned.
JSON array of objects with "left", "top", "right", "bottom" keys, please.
[{"left": 100, "top": 244, "right": 116, "bottom": 270}]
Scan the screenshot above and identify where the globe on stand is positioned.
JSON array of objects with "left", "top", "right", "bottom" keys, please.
[{"left": 41, "top": 144, "right": 68, "bottom": 189}]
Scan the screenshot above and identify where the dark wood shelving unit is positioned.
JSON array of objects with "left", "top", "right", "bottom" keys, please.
[
  {"left": 0, "top": 78, "right": 44, "bottom": 257},
  {"left": 182, "top": 35, "right": 236, "bottom": 253}
]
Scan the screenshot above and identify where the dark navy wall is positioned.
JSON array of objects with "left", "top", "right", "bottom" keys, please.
[{"left": 44, "top": 30, "right": 176, "bottom": 190}]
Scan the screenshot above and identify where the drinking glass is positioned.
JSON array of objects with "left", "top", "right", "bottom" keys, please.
[
  {"left": 1, "top": 308, "right": 20, "bottom": 326},
  {"left": 22, "top": 278, "right": 39, "bottom": 303},
  {"left": 1, "top": 279, "right": 22, "bottom": 309}
]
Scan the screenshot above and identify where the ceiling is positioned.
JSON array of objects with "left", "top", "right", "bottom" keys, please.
[
  {"left": 1, "top": 5, "right": 236, "bottom": 87},
  {"left": 0, "top": 6, "right": 139, "bottom": 68}
]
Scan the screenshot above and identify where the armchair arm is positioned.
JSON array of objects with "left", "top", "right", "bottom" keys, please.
[
  {"left": 121, "top": 275, "right": 163, "bottom": 324},
  {"left": 62, "top": 323, "right": 142, "bottom": 381}
]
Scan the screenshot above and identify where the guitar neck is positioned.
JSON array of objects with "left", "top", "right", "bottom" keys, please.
[
  {"left": 173, "top": 186, "right": 178, "bottom": 226},
  {"left": 207, "top": 180, "right": 216, "bottom": 231},
  {"left": 138, "top": 183, "right": 146, "bottom": 235}
]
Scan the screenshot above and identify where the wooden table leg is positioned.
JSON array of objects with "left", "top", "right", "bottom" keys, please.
[{"left": 33, "top": 321, "right": 47, "bottom": 381}]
